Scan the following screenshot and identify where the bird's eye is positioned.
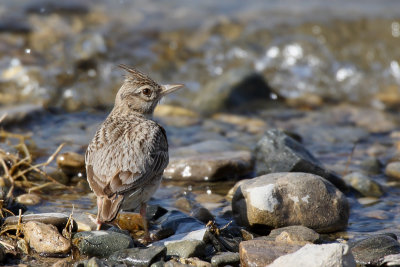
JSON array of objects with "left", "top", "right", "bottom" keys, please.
[{"left": 142, "top": 88, "right": 152, "bottom": 97}]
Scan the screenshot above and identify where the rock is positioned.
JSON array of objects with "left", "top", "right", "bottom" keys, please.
[
  {"left": 343, "top": 172, "right": 383, "bottom": 197},
  {"left": 73, "top": 257, "right": 111, "bottom": 267},
  {"left": 385, "top": 161, "right": 400, "bottom": 179},
  {"left": 359, "top": 157, "right": 382, "bottom": 174},
  {"left": 4, "top": 213, "right": 77, "bottom": 232},
  {"left": 153, "top": 228, "right": 208, "bottom": 246},
  {"left": 109, "top": 246, "right": 166, "bottom": 266},
  {"left": 73, "top": 213, "right": 98, "bottom": 231},
  {"left": 232, "top": 172, "right": 349, "bottom": 233},
  {"left": 193, "top": 69, "right": 274, "bottom": 114},
  {"left": 16, "top": 193, "right": 41, "bottom": 205},
  {"left": 239, "top": 239, "right": 302, "bottom": 266},
  {"left": 164, "top": 150, "right": 253, "bottom": 182},
  {"left": 23, "top": 221, "right": 71, "bottom": 254},
  {"left": 156, "top": 210, "right": 205, "bottom": 235},
  {"left": 255, "top": 129, "right": 347, "bottom": 191},
  {"left": 357, "top": 197, "right": 380, "bottom": 206},
  {"left": 269, "top": 243, "right": 356, "bottom": 267},
  {"left": 267, "top": 225, "right": 320, "bottom": 244},
  {"left": 381, "top": 254, "right": 400, "bottom": 266},
  {"left": 211, "top": 252, "right": 240, "bottom": 267},
  {"left": 350, "top": 234, "right": 400, "bottom": 265},
  {"left": 51, "top": 258, "right": 71, "bottom": 267},
  {"left": 166, "top": 240, "right": 206, "bottom": 258},
  {"left": 190, "top": 207, "right": 215, "bottom": 224},
  {"left": 57, "top": 152, "right": 85, "bottom": 176},
  {"left": 72, "top": 230, "right": 133, "bottom": 257},
  {"left": 175, "top": 197, "right": 193, "bottom": 212}
]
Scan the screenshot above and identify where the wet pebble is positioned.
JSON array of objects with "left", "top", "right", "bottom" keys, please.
[
  {"left": 72, "top": 230, "right": 134, "bottom": 258},
  {"left": 166, "top": 240, "right": 206, "bottom": 258},
  {"left": 23, "top": 221, "right": 71, "bottom": 254},
  {"left": 174, "top": 197, "right": 193, "bottom": 212},
  {"left": 255, "top": 129, "right": 347, "bottom": 191},
  {"left": 211, "top": 252, "right": 240, "bottom": 267},
  {"left": 4, "top": 212, "right": 76, "bottom": 231},
  {"left": 239, "top": 240, "right": 302, "bottom": 266},
  {"left": 157, "top": 210, "right": 205, "bottom": 235},
  {"left": 232, "top": 172, "right": 349, "bottom": 233},
  {"left": 350, "top": 234, "right": 400, "bottom": 265},
  {"left": 357, "top": 197, "right": 380, "bottom": 206},
  {"left": 164, "top": 150, "right": 253, "bottom": 182},
  {"left": 190, "top": 206, "right": 214, "bottom": 224},
  {"left": 385, "top": 161, "right": 400, "bottom": 179},
  {"left": 108, "top": 246, "right": 166, "bottom": 266},
  {"left": 269, "top": 243, "right": 356, "bottom": 267},
  {"left": 57, "top": 152, "right": 85, "bottom": 176},
  {"left": 343, "top": 172, "right": 383, "bottom": 197},
  {"left": 267, "top": 225, "right": 320, "bottom": 245},
  {"left": 16, "top": 193, "right": 41, "bottom": 205}
]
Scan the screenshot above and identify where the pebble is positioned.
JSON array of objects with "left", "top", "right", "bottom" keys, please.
[
  {"left": 56, "top": 152, "right": 85, "bottom": 176},
  {"left": 269, "top": 243, "right": 356, "bottom": 267},
  {"left": 232, "top": 172, "right": 349, "bottom": 233},
  {"left": 166, "top": 240, "right": 206, "bottom": 258},
  {"left": 239, "top": 240, "right": 302, "bottom": 266},
  {"left": 357, "top": 197, "right": 380, "bottom": 206},
  {"left": 267, "top": 225, "right": 320, "bottom": 244},
  {"left": 72, "top": 230, "right": 133, "bottom": 257},
  {"left": 211, "top": 252, "right": 240, "bottom": 267},
  {"left": 109, "top": 246, "right": 166, "bottom": 266},
  {"left": 4, "top": 213, "right": 77, "bottom": 232},
  {"left": 157, "top": 210, "right": 205, "bottom": 235},
  {"left": 385, "top": 161, "right": 400, "bottom": 179},
  {"left": 16, "top": 193, "right": 41, "bottom": 205},
  {"left": 343, "top": 172, "right": 383, "bottom": 197},
  {"left": 350, "top": 234, "right": 400, "bottom": 265},
  {"left": 23, "top": 221, "right": 71, "bottom": 254},
  {"left": 211, "top": 113, "right": 267, "bottom": 134},
  {"left": 254, "top": 129, "right": 347, "bottom": 191},
  {"left": 164, "top": 150, "right": 253, "bottom": 182},
  {"left": 190, "top": 206, "right": 215, "bottom": 224}
]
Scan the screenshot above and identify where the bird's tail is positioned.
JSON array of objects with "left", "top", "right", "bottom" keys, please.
[{"left": 97, "top": 194, "right": 124, "bottom": 223}]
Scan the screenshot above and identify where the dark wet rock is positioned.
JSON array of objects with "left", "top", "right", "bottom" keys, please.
[
  {"left": 166, "top": 240, "right": 206, "bottom": 258},
  {"left": 4, "top": 212, "right": 77, "bottom": 232},
  {"left": 0, "top": 104, "right": 45, "bottom": 127},
  {"left": 255, "top": 129, "right": 347, "bottom": 191},
  {"left": 190, "top": 206, "right": 215, "bottom": 224},
  {"left": 24, "top": 221, "right": 71, "bottom": 254},
  {"left": 16, "top": 193, "right": 41, "bottom": 205},
  {"left": 239, "top": 240, "right": 302, "bottom": 266},
  {"left": 385, "top": 161, "right": 400, "bottom": 179},
  {"left": 164, "top": 150, "right": 253, "bottom": 182},
  {"left": 350, "top": 234, "right": 400, "bottom": 265},
  {"left": 72, "top": 230, "right": 134, "bottom": 258},
  {"left": 193, "top": 69, "right": 274, "bottom": 115},
  {"left": 232, "top": 172, "right": 349, "bottom": 233},
  {"left": 56, "top": 152, "right": 85, "bottom": 176},
  {"left": 157, "top": 210, "right": 205, "bottom": 235},
  {"left": 211, "top": 252, "right": 240, "bottom": 267},
  {"left": 109, "top": 246, "right": 166, "bottom": 266},
  {"left": 266, "top": 225, "right": 320, "bottom": 244},
  {"left": 25, "top": 0, "right": 89, "bottom": 15},
  {"left": 343, "top": 172, "right": 383, "bottom": 197},
  {"left": 269, "top": 243, "right": 356, "bottom": 267}
]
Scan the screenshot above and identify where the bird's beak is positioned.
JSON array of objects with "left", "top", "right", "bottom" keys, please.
[{"left": 161, "top": 84, "right": 184, "bottom": 96}]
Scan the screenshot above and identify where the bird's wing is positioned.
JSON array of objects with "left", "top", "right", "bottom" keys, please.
[{"left": 85, "top": 118, "right": 169, "bottom": 199}]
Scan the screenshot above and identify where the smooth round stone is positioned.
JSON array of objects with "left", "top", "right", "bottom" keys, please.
[
  {"left": 232, "top": 172, "right": 349, "bottom": 233},
  {"left": 56, "top": 152, "right": 85, "bottom": 176},
  {"left": 16, "top": 193, "right": 41, "bottom": 205},
  {"left": 211, "top": 252, "right": 240, "bottom": 267},
  {"left": 385, "top": 162, "right": 400, "bottom": 179},
  {"left": 4, "top": 213, "right": 77, "bottom": 231},
  {"left": 73, "top": 230, "right": 134, "bottom": 257},
  {"left": 109, "top": 246, "right": 166, "bottom": 266},
  {"left": 267, "top": 225, "right": 320, "bottom": 244},
  {"left": 190, "top": 206, "right": 214, "bottom": 224},
  {"left": 343, "top": 172, "right": 383, "bottom": 198},
  {"left": 166, "top": 240, "right": 206, "bottom": 258}
]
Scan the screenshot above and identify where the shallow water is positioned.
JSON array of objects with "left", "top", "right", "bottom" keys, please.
[{"left": 1, "top": 0, "right": 400, "bottom": 252}]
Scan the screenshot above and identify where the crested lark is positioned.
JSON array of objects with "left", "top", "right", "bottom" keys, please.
[{"left": 85, "top": 64, "right": 183, "bottom": 235}]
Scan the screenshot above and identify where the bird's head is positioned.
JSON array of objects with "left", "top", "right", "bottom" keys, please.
[{"left": 114, "top": 64, "right": 184, "bottom": 116}]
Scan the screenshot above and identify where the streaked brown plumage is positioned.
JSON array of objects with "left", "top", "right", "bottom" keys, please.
[{"left": 85, "top": 65, "right": 183, "bottom": 234}]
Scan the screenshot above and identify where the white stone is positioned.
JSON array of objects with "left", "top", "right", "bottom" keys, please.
[
  {"left": 246, "top": 184, "right": 278, "bottom": 212},
  {"left": 268, "top": 243, "right": 356, "bottom": 267}
]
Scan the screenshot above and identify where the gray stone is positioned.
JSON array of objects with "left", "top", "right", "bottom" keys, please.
[
  {"left": 156, "top": 210, "right": 204, "bottom": 235},
  {"left": 269, "top": 243, "right": 356, "bottom": 267},
  {"left": 350, "top": 234, "right": 400, "bottom": 265},
  {"left": 254, "top": 129, "right": 347, "bottom": 191},
  {"left": 164, "top": 150, "right": 253, "bottom": 182},
  {"left": 211, "top": 252, "right": 240, "bottom": 267},
  {"left": 267, "top": 225, "right": 320, "bottom": 244},
  {"left": 166, "top": 240, "right": 206, "bottom": 258},
  {"left": 4, "top": 212, "right": 77, "bottom": 232},
  {"left": 343, "top": 172, "right": 383, "bottom": 197},
  {"left": 72, "top": 230, "right": 133, "bottom": 258},
  {"left": 109, "top": 246, "right": 166, "bottom": 267},
  {"left": 232, "top": 172, "right": 349, "bottom": 233},
  {"left": 385, "top": 161, "right": 400, "bottom": 179},
  {"left": 190, "top": 206, "right": 215, "bottom": 224}
]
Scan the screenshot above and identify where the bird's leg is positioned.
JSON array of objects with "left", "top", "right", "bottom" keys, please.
[
  {"left": 96, "top": 197, "right": 103, "bottom": 230},
  {"left": 140, "top": 202, "right": 151, "bottom": 242}
]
